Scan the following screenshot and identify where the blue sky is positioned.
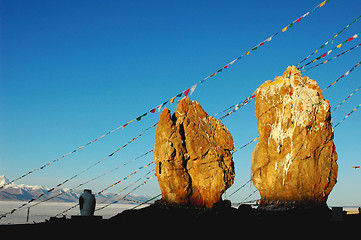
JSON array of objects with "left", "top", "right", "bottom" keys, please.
[{"left": 1, "top": 0, "right": 360, "bottom": 206}]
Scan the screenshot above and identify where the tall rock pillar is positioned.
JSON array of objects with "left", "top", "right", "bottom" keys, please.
[
  {"left": 154, "top": 97, "right": 235, "bottom": 208},
  {"left": 251, "top": 66, "right": 338, "bottom": 206}
]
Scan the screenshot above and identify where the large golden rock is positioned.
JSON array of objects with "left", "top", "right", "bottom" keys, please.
[
  {"left": 251, "top": 66, "right": 338, "bottom": 205},
  {"left": 154, "top": 97, "right": 235, "bottom": 208}
]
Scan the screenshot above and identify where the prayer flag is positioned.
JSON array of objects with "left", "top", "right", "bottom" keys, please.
[
  {"left": 337, "top": 43, "right": 342, "bottom": 48},
  {"left": 229, "top": 59, "right": 237, "bottom": 65},
  {"left": 157, "top": 103, "right": 163, "bottom": 112},
  {"left": 266, "top": 36, "right": 273, "bottom": 42},
  {"left": 190, "top": 84, "right": 197, "bottom": 95},
  {"left": 282, "top": 26, "right": 288, "bottom": 32},
  {"left": 136, "top": 113, "right": 147, "bottom": 121},
  {"left": 170, "top": 96, "right": 176, "bottom": 104},
  {"left": 184, "top": 88, "right": 190, "bottom": 97},
  {"left": 318, "top": 0, "right": 326, "bottom": 7}
]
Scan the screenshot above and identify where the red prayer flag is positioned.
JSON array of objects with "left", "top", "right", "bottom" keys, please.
[
  {"left": 184, "top": 88, "right": 190, "bottom": 97},
  {"left": 322, "top": 53, "right": 327, "bottom": 58},
  {"left": 150, "top": 108, "right": 156, "bottom": 113},
  {"left": 347, "top": 36, "right": 354, "bottom": 42},
  {"left": 260, "top": 42, "right": 265, "bottom": 46},
  {"left": 296, "top": 17, "right": 301, "bottom": 22}
]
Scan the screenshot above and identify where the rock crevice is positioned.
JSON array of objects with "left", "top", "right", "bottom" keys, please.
[{"left": 154, "top": 97, "right": 235, "bottom": 208}]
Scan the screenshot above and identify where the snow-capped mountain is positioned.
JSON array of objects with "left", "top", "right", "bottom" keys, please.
[
  {"left": 0, "top": 175, "right": 10, "bottom": 186},
  {"left": 0, "top": 175, "right": 149, "bottom": 203},
  {"left": 1, "top": 175, "right": 48, "bottom": 191}
]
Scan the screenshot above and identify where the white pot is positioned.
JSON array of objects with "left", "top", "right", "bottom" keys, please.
[{"left": 79, "top": 189, "right": 96, "bottom": 216}]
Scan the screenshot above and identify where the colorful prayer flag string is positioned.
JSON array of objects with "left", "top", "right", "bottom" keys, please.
[
  {"left": 333, "top": 103, "right": 361, "bottom": 128},
  {"left": 201, "top": 0, "right": 330, "bottom": 83},
  {"left": 232, "top": 137, "right": 259, "bottom": 155},
  {"left": 298, "top": 32, "right": 360, "bottom": 71},
  {"left": 332, "top": 85, "right": 361, "bottom": 112},
  {"left": 97, "top": 161, "right": 155, "bottom": 195},
  {"left": 303, "top": 43, "right": 361, "bottom": 72},
  {"left": 323, "top": 61, "right": 361, "bottom": 92},
  {"left": 298, "top": 14, "right": 361, "bottom": 67},
  {"left": 218, "top": 94, "right": 256, "bottom": 120},
  {"left": 95, "top": 169, "right": 156, "bottom": 212}
]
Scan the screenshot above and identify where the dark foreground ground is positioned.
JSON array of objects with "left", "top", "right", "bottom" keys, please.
[{"left": 1, "top": 201, "right": 360, "bottom": 236}]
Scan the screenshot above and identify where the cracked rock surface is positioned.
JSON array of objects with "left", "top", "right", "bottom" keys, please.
[
  {"left": 154, "top": 97, "right": 234, "bottom": 208},
  {"left": 252, "top": 66, "right": 338, "bottom": 205}
]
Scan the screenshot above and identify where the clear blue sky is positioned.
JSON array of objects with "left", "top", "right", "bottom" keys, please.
[{"left": 1, "top": 0, "right": 360, "bottom": 206}]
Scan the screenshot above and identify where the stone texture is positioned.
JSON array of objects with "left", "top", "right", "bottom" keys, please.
[
  {"left": 154, "top": 97, "right": 235, "bottom": 208},
  {"left": 251, "top": 66, "right": 338, "bottom": 205}
]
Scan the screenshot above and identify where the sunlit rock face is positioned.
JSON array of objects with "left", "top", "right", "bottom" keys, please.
[
  {"left": 251, "top": 66, "right": 338, "bottom": 206},
  {"left": 154, "top": 97, "right": 235, "bottom": 208}
]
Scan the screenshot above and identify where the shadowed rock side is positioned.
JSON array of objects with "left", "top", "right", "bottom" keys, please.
[
  {"left": 154, "top": 97, "right": 235, "bottom": 208},
  {"left": 252, "top": 66, "right": 338, "bottom": 205}
]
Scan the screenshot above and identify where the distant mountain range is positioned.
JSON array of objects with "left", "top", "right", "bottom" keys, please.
[{"left": 0, "top": 175, "right": 149, "bottom": 204}]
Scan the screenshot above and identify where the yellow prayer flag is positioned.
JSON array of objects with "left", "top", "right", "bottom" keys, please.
[
  {"left": 312, "top": 59, "right": 317, "bottom": 63},
  {"left": 245, "top": 51, "right": 250, "bottom": 55},
  {"left": 318, "top": 1, "right": 326, "bottom": 7},
  {"left": 170, "top": 96, "right": 176, "bottom": 104},
  {"left": 314, "top": 49, "right": 318, "bottom": 54},
  {"left": 282, "top": 26, "right": 288, "bottom": 32},
  {"left": 210, "top": 72, "right": 217, "bottom": 77},
  {"left": 253, "top": 137, "right": 258, "bottom": 141},
  {"left": 337, "top": 43, "right": 342, "bottom": 48}
]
